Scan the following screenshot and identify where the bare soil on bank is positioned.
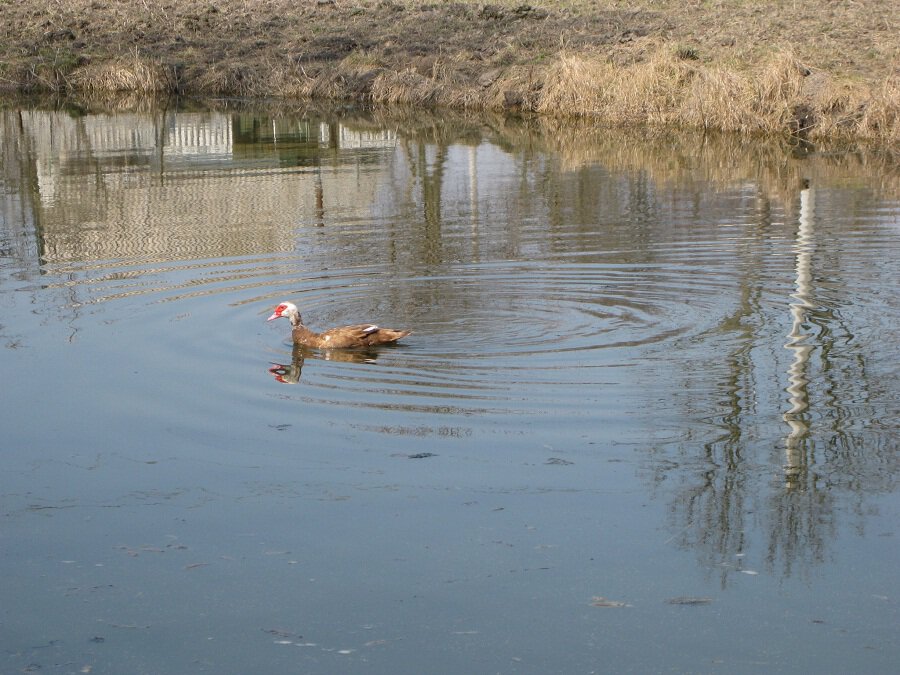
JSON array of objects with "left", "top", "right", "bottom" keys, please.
[{"left": 1, "top": 0, "right": 898, "bottom": 144}]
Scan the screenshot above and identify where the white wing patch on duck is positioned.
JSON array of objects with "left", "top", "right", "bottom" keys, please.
[{"left": 362, "top": 325, "right": 379, "bottom": 335}]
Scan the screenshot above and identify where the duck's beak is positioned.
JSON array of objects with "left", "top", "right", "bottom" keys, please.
[{"left": 267, "top": 311, "right": 280, "bottom": 321}]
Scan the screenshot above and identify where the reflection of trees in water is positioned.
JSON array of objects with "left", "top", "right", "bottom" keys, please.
[
  {"left": 765, "top": 472, "right": 834, "bottom": 579},
  {"left": 4, "top": 106, "right": 898, "bottom": 578},
  {"left": 1, "top": 111, "right": 41, "bottom": 279},
  {"left": 656, "top": 182, "right": 897, "bottom": 583},
  {"left": 650, "top": 187, "right": 776, "bottom": 586},
  {"left": 404, "top": 134, "right": 448, "bottom": 268},
  {"left": 0, "top": 110, "right": 89, "bottom": 342},
  {"left": 383, "top": 117, "right": 893, "bottom": 583}
]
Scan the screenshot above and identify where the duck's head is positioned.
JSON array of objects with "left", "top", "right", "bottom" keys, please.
[{"left": 267, "top": 301, "right": 301, "bottom": 325}]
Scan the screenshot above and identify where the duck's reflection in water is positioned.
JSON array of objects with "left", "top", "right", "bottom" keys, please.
[{"left": 268, "top": 344, "right": 380, "bottom": 384}]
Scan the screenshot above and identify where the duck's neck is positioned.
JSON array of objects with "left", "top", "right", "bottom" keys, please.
[{"left": 289, "top": 314, "right": 320, "bottom": 338}]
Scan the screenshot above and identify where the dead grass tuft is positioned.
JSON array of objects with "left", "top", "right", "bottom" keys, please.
[
  {"left": 536, "top": 55, "right": 615, "bottom": 115},
  {"left": 483, "top": 65, "right": 543, "bottom": 112},
  {"left": 537, "top": 48, "right": 698, "bottom": 124},
  {"left": 858, "top": 75, "right": 900, "bottom": 143},
  {"left": 535, "top": 46, "right": 900, "bottom": 144},
  {"left": 372, "top": 68, "right": 443, "bottom": 106},
  {"left": 751, "top": 50, "right": 809, "bottom": 133},
  {"left": 192, "top": 63, "right": 271, "bottom": 98},
  {"left": 682, "top": 66, "right": 754, "bottom": 132},
  {"left": 73, "top": 56, "right": 176, "bottom": 94},
  {"left": 262, "top": 61, "right": 315, "bottom": 99}
]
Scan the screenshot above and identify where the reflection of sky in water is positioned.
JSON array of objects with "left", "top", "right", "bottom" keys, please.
[{"left": 1, "top": 108, "right": 899, "bottom": 674}]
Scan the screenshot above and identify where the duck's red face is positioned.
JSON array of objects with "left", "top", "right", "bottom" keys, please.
[
  {"left": 267, "top": 303, "right": 291, "bottom": 321},
  {"left": 269, "top": 363, "right": 290, "bottom": 382}
]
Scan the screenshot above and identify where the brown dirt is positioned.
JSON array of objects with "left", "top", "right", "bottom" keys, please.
[{"left": 1, "top": 0, "right": 898, "bottom": 144}]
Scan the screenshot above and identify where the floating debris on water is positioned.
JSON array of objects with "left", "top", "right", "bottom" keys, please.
[
  {"left": 666, "top": 597, "right": 713, "bottom": 605},
  {"left": 263, "top": 628, "right": 302, "bottom": 640},
  {"left": 591, "top": 596, "right": 631, "bottom": 608}
]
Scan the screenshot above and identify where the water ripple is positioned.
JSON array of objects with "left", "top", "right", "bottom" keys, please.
[{"left": 253, "top": 255, "right": 742, "bottom": 420}]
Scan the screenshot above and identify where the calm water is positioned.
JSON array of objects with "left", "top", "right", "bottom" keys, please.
[{"left": 1, "top": 104, "right": 899, "bottom": 674}]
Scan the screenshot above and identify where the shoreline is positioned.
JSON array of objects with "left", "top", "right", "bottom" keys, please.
[{"left": 1, "top": 0, "right": 897, "bottom": 146}]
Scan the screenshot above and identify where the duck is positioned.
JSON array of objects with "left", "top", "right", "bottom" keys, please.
[{"left": 267, "top": 301, "right": 411, "bottom": 349}]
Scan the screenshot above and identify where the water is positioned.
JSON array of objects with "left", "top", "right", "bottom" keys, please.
[{"left": 1, "top": 104, "right": 899, "bottom": 674}]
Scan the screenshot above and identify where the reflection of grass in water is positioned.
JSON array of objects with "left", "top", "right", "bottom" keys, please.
[
  {"left": 5, "top": 95, "right": 896, "bottom": 208},
  {"left": 534, "top": 119, "right": 900, "bottom": 201},
  {"left": 366, "top": 104, "right": 900, "bottom": 202}
]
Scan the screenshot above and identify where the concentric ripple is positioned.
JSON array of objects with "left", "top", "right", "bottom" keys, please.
[
  {"left": 29, "top": 244, "right": 745, "bottom": 423},
  {"left": 8, "top": 107, "right": 898, "bottom": 439},
  {"left": 255, "top": 254, "right": 742, "bottom": 422}
]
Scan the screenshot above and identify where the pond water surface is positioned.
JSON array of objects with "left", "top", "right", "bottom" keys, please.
[{"left": 1, "top": 104, "right": 899, "bottom": 674}]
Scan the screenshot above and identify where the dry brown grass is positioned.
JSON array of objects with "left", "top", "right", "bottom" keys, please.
[
  {"left": 1, "top": 0, "right": 898, "bottom": 145},
  {"left": 192, "top": 63, "right": 269, "bottom": 98},
  {"left": 72, "top": 55, "right": 176, "bottom": 93},
  {"left": 370, "top": 52, "right": 494, "bottom": 110},
  {"left": 537, "top": 47, "right": 900, "bottom": 143},
  {"left": 857, "top": 75, "right": 900, "bottom": 143}
]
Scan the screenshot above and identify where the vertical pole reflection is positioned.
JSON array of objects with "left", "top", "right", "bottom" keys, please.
[
  {"left": 468, "top": 145, "right": 479, "bottom": 256},
  {"left": 783, "top": 181, "right": 815, "bottom": 488}
]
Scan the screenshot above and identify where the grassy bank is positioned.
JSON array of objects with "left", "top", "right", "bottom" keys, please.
[{"left": 1, "top": 0, "right": 898, "bottom": 145}]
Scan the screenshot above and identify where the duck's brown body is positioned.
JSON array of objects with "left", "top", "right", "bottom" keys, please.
[
  {"left": 268, "top": 302, "right": 410, "bottom": 349},
  {"left": 290, "top": 323, "right": 411, "bottom": 349}
]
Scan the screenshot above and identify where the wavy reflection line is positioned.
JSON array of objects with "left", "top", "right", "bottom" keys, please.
[
  {"left": 268, "top": 389, "right": 522, "bottom": 417},
  {"left": 783, "top": 183, "right": 815, "bottom": 487},
  {"left": 40, "top": 260, "right": 398, "bottom": 308}
]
